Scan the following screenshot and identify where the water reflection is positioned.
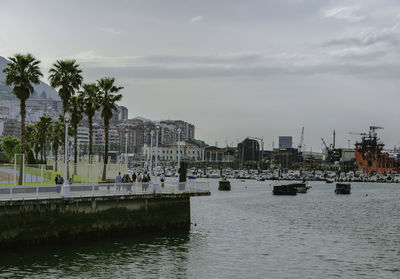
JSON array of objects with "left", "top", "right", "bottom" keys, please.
[{"left": 0, "top": 231, "right": 191, "bottom": 278}]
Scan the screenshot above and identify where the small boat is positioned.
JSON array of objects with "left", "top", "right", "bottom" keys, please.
[
  {"left": 273, "top": 184, "right": 297, "bottom": 195},
  {"left": 293, "top": 183, "right": 309, "bottom": 193},
  {"left": 218, "top": 179, "right": 231, "bottom": 191},
  {"left": 335, "top": 183, "right": 351, "bottom": 194},
  {"left": 326, "top": 178, "right": 334, "bottom": 184},
  {"left": 187, "top": 175, "right": 197, "bottom": 180}
]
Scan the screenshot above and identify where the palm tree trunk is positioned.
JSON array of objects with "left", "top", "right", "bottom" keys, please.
[
  {"left": 40, "top": 143, "right": 43, "bottom": 162},
  {"left": 54, "top": 145, "right": 58, "bottom": 172},
  {"left": 44, "top": 141, "right": 47, "bottom": 163},
  {"left": 74, "top": 124, "right": 78, "bottom": 176},
  {"left": 89, "top": 116, "right": 93, "bottom": 163},
  {"left": 18, "top": 99, "right": 26, "bottom": 185},
  {"left": 102, "top": 119, "right": 109, "bottom": 182}
]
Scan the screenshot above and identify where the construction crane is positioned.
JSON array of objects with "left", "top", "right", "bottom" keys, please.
[
  {"left": 321, "top": 138, "right": 329, "bottom": 150},
  {"left": 298, "top": 127, "right": 304, "bottom": 152}
]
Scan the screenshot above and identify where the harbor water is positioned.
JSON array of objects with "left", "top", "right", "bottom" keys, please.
[{"left": 1, "top": 179, "right": 400, "bottom": 278}]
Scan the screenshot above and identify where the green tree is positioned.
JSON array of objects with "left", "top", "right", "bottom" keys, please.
[
  {"left": 48, "top": 60, "right": 83, "bottom": 116},
  {"left": 1, "top": 136, "right": 20, "bottom": 161},
  {"left": 79, "top": 83, "right": 100, "bottom": 162},
  {"left": 97, "top": 77, "right": 123, "bottom": 181},
  {"left": 34, "top": 115, "right": 52, "bottom": 163},
  {"left": 25, "top": 125, "right": 39, "bottom": 161},
  {"left": 68, "top": 95, "right": 83, "bottom": 175},
  {"left": 3, "top": 53, "right": 43, "bottom": 185}
]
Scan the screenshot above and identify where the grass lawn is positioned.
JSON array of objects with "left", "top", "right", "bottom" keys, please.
[{"left": 0, "top": 165, "right": 86, "bottom": 186}]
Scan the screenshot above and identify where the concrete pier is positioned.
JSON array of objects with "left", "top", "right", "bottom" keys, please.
[{"left": 0, "top": 183, "right": 210, "bottom": 247}]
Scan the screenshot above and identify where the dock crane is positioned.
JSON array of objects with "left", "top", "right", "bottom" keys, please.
[
  {"left": 297, "top": 127, "right": 304, "bottom": 163},
  {"left": 369, "top": 126, "right": 383, "bottom": 137},
  {"left": 321, "top": 137, "right": 330, "bottom": 150},
  {"left": 298, "top": 127, "right": 304, "bottom": 152}
]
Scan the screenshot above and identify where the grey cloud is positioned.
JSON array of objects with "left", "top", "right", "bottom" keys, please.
[
  {"left": 323, "top": 22, "right": 400, "bottom": 47},
  {"left": 81, "top": 59, "right": 400, "bottom": 80},
  {"left": 143, "top": 54, "right": 266, "bottom": 65}
]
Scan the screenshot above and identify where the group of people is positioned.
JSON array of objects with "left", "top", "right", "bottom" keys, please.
[
  {"left": 115, "top": 172, "right": 152, "bottom": 184},
  {"left": 55, "top": 174, "right": 73, "bottom": 185},
  {"left": 114, "top": 171, "right": 167, "bottom": 192},
  {"left": 54, "top": 174, "right": 73, "bottom": 193}
]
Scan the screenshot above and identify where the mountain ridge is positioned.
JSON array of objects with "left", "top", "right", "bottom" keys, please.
[{"left": 0, "top": 55, "right": 60, "bottom": 100}]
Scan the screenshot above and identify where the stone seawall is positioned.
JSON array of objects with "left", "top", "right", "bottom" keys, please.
[{"left": 0, "top": 194, "right": 192, "bottom": 247}]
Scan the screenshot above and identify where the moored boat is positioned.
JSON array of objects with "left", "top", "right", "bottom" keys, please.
[
  {"left": 273, "top": 184, "right": 297, "bottom": 195},
  {"left": 293, "top": 183, "right": 309, "bottom": 193},
  {"left": 218, "top": 180, "right": 231, "bottom": 191},
  {"left": 335, "top": 183, "right": 351, "bottom": 194}
]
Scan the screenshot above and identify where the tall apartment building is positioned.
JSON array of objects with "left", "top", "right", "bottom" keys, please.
[
  {"left": 118, "top": 106, "right": 128, "bottom": 121},
  {"left": 279, "top": 136, "right": 292, "bottom": 149},
  {"left": 160, "top": 120, "right": 195, "bottom": 141}
]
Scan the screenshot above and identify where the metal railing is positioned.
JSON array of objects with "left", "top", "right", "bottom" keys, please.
[{"left": 0, "top": 181, "right": 210, "bottom": 200}]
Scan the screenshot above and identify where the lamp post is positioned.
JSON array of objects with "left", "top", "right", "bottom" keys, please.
[
  {"left": 150, "top": 130, "right": 154, "bottom": 176},
  {"left": 62, "top": 113, "right": 70, "bottom": 197},
  {"left": 177, "top": 128, "right": 181, "bottom": 173},
  {"left": 154, "top": 126, "right": 159, "bottom": 187},
  {"left": 125, "top": 130, "right": 128, "bottom": 165}
]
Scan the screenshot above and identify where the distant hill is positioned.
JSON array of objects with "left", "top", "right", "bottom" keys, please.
[{"left": 0, "top": 56, "right": 59, "bottom": 100}]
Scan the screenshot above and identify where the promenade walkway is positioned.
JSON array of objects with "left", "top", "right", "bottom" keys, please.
[{"left": 0, "top": 181, "right": 210, "bottom": 201}]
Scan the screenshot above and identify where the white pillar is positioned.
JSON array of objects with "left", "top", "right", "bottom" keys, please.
[
  {"left": 62, "top": 114, "right": 70, "bottom": 197},
  {"left": 177, "top": 128, "right": 181, "bottom": 171},
  {"left": 155, "top": 127, "right": 159, "bottom": 184},
  {"left": 125, "top": 130, "right": 128, "bottom": 164}
]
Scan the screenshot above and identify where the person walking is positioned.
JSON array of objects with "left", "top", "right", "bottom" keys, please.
[
  {"left": 160, "top": 173, "right": 165, "bottom": 187},
  {"left": 56, "top": 175, "right": 64, "bottom": 193},
  {"left": 116, "top": 172, "right": 122, "bottom": 192}
]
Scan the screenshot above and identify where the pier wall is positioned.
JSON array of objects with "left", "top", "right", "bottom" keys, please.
[{"left": 0, "top": 194, "right": 191, "bottom": 247}]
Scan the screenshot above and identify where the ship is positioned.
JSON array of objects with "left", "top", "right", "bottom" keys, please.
[{"left": 354, "top": 126, "right": 399, "bottom": 174}]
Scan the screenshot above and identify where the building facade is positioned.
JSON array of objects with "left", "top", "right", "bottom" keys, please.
[
  {"left": 143, "top": 141, "right": 201, "bottom": 162},
  {"left": 279, "top": 136, "right": 292, "bottom": 149}
]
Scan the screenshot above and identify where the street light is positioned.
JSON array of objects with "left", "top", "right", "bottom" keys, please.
[
  {"left": 125, "top": 130, "right": 128, "bottom": 165},
  {"left": 150, "top": 130, "right": 154, "bottom": 176},
  {"left": 177, "top": 128, "right": 182, "bottom": 173},
  {"left": 154, "top": 126, "right": 160, "bottom": 193},
  {"left": 62, "top": 113, "right": 70, "bottom": 197}
]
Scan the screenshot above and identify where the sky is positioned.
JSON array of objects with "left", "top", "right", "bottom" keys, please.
[{"left": 1, "top": 0, "right": 400, "bottom": 151}]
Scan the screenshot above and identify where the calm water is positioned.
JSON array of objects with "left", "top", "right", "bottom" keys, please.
[{"left": 1, "top": 180, "right": 400, "bottom": 278}]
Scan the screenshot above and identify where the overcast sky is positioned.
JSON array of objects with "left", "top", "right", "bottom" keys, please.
[{"left": 1, "top": 0, "right": 400, "bottom": 151}]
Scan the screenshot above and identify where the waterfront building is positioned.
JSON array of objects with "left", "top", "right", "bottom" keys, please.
[
  {"left": 203, "top": 146, "right": 236, "bottom": 162},
  {"left": 238, "top": 138, "right": 260, "bottom": 162},
  {"left": 143, "top": 141, "right": 201, "bottom": 162}
]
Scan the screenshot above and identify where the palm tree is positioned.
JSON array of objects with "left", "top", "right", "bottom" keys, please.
[
  {"left": 79, "top": 83, "right": 100, "bottom": 163},
  {"left": 97, "top": 77, "right": 123, "bottom": 181},
  {"left": 34, "top": 115, "right": 52, "bottom": 163},
  {"left": 48, "top": 60, "right": 83, "bottom": 115},
  {"left": 68, "top": 95, "right": 84, "bottom": 175},
  {"left": 3, "top": 54, "right": 43, "bottom": 185},
  {"left": 49, "top": 116, "right": 64, "bottom": 172}
]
